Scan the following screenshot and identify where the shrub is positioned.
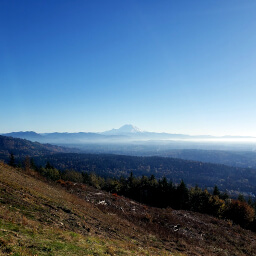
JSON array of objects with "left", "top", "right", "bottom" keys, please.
[
  {"left": 62, "top": 170, "right": 83, "bottom": 183},
  {"left": 224, "top": 200, "right": 255, "bottom": 227}
]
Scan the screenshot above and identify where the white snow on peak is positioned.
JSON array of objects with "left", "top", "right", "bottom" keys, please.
[
  {"left": 118, "top": 124, "right": 142, "bottom": 133},
  {"left": 102, "top": 124, "right": 143, "bottom": 135}
]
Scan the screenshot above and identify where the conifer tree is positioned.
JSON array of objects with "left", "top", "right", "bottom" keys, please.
[
  {"left": 9, "top": 153, "right": 16, "bottom": 167},
  {"left": 213, "top": 185, "right": 220, "bottom": 196}
]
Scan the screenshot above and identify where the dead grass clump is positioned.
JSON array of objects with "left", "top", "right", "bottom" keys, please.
[
  {"left": 106, "top": 245, "right": 116, "bottom": 255},
  {"left": 22, "top": 215, "right": 29, "bottom": 226}
]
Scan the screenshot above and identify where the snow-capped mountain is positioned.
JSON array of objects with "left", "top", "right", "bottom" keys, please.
[
  {"left": 102, "top": 124, "right": 143, "bottom": 135},
  {"left": 3, "top": 125, "right": 255, "bottom": 145}
]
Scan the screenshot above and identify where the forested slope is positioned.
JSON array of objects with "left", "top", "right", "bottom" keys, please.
[
  {"left": 0, "top": 135, "right": 78, "bottom": 161},
  {"left": 33, "top": 153, "right": 256, "bottom": 196}
]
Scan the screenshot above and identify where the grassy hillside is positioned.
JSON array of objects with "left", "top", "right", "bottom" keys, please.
[
  {"left": 0, "top": 162, "right": 256, "bottom": 255},
  {"left": 0, "top": 162, "right": 178, "bottom": 255}
]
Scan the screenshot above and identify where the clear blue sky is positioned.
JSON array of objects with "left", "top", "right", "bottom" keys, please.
[{"left": 1, "top": 0, "right": 256, "bottom": 136}]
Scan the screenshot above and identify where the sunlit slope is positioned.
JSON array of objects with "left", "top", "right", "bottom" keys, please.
[
  {"left": 0, "top": 162, "right": 172, "bottom": 255},
  {"left": 0, "top": 162, "right": 256, "bottom": 255}
]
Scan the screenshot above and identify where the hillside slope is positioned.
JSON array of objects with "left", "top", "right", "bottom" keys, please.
[
  {"left": 0, "top": 162, "right": 256, "bottom": 255},
  {"left": 0, "top": 162, "right": 170, "bottom": 255}
]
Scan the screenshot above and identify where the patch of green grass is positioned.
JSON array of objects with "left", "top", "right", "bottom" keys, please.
[
  {"left": 0, "top": 221, "right": 20, "bottom": 233},
  {"left": 0, "top": 218, "right": 173, "bottom": 255},
  {"left": 69, "top": 231, "right": 78, "bottom": 238}
]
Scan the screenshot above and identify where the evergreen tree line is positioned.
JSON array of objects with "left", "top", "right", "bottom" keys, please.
[{"left": 10, "top": 155, "right": 256, "bottom": 231}]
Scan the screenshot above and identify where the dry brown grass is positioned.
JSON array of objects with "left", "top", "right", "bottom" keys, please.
[
  {"left": 1, "top": 161, "right": 256, "bottom": 255},
  {"left": 0, "top": 162, "right": 177, "bottom": 255}
]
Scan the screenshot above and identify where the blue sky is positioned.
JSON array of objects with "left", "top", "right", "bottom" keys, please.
[{"left": 1, "top": 0, "right": 256, "bottom": 136}]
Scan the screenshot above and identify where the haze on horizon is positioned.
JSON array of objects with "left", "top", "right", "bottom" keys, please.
[
  {"left": 1, "top": 1, "right": 256, "bottom": 137},
  {"left": 3, "top": 124, "right": 256, "bottom": 145}
]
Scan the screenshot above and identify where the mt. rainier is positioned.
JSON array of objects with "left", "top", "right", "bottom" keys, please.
[{"left": 102, "top": 124, "right": 143, "bottom": 135}]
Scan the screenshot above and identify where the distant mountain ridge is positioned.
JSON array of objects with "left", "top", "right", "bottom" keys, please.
[
  {"left": 3, "top": 131, "right": 105, "bottom": 144},
  {"left": 2, "top": 124, "right": 256, "bottom": 144}
]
